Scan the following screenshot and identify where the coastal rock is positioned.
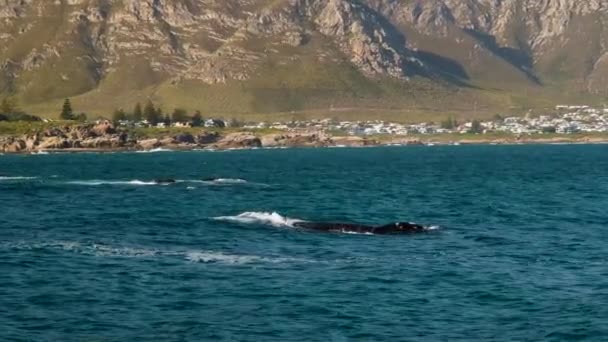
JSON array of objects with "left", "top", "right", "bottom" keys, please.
[
  {"left": 212, "top": 132, "right": 262, "bottom": 149},
  {"left": 174, "top": 133, "right": 196, "bottom": 144},
  {"left": 330, "top": 136, "right": 374, "bottom": 147},
  {"left": 77, "top": 136, "right": 125, "bottom": 149},
  {"left": 197, "top": 132, "right": 221, "bottom": 145},
  {"left": 91, "top": 122, "right": 116, "bottom": 136},
  {"left": 3, "top": 138, "right": 26, "bottom": 153},
  {"left": 261, "top": 133, "right": 331, "bottom": 147},
  {"left": 37, "top": 137, "right": 71, "bottom": 150},
  {"left": 138, "top": 138, "right": 160, "bottom": 150}
]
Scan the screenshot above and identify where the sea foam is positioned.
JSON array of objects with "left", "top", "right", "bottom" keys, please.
[
  {"left": 67, "top": 180, "right": 157, "bottom": 186},
  {"left": 0, "top": 176, "right": 37, "bottom": 181},
  {"left": 213, "top": 211, "right": 303, "bottom": 228}
]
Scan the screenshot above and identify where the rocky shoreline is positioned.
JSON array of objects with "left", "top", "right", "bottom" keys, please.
[{"left": 1, "top": 123, "right": 607, "bottom": 154}]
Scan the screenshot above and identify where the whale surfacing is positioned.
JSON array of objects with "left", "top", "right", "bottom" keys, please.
[{"left": 293, "top": 221, "right": 427, "bottom": 234}]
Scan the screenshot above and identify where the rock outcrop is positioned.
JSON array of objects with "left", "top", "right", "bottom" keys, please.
[{"left": 210, "top": 132, "right": 262, "bottom": 150}]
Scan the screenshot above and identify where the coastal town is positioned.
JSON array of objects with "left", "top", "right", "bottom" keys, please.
[
  {"left": 118, "top": 105, "right": 608, "bottom": 136},
  {"left": 3, "top": 103, "right": 608, "bottom": 154}
]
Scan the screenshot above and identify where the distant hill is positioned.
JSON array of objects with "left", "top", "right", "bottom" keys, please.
[{"left": 0, "top": 0, "right": 607, "bottom": 120}]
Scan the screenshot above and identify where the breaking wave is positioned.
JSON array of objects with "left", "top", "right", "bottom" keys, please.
[
  {"left": 64, "top": 178, "right": 263, "bottom": 187},
  {"left": 201, "top": 178, "right": 247, "bottom": 184},
  {"left": 213, "top": 211, "right": 304, "bottom": 228},
  {"left": 0, "top": 176, "right": 38, "bottom": 181},
  {"left": 135, "top": 148, "right": 173, "bottom": 153},
  {"left": 67, "top": 180, "right": 158, "bottom": 186}
]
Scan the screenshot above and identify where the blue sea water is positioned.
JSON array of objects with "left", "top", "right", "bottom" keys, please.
[{"left": 1, "top": 145, "right": 608, "bottom": 341}]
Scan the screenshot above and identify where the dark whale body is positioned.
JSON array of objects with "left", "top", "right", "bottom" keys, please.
[
  {"left": 293, "top": 221, "right": 427, "bottom": 234},
  {"left": 154, "top": 179, "right": 176, "bottom": 185}
]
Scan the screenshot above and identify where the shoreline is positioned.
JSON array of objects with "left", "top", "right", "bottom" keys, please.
[
  {"left": 3, "top": 122, "right": 608, "bottom": 154},
  {"left": 3, "top": 136, "right": 608, "bottom": 155}
]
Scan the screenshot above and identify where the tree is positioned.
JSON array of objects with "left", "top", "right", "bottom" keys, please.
[
  {"left": 468, "top": 119, "right": 483, "bottom": 134},
  {"left": 0, "top": 97, "right": 16, "bottom": 114},
  {"left": 163, "top": 114, "right": 172, "bottom": 126},
  {"left": 60, "top": 98, "right": 74, "bottom": 120},
  {"left": 441, "top": 117, "right": 456, "bottom": 130},
  {"left": 171, "top": 108, "right": 189, "bottom": 123},
  {"left": 191, "top": 110, "right": 203, "bottom": 127},
  {"left": 144, "top": 100, "right": 159, "bottom": 125},
  {"left": 74, "top": 113, "right": 88, "bottom": 122},
  {"left": 132, "top": 102, "right": 143, "bottom": 122},
  {"left": 113, "top": 109, "right": 127, "bottom": 123}
]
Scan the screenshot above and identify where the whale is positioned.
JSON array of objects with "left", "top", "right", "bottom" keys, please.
[
  {"left": 293, "top": 221, "right": 428, "bottom": 234},
  {"left": 154, "top": 179, "right": 176, "bottom": 185}
]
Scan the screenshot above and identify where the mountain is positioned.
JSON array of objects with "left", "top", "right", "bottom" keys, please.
[{"left": 0, "top": 0, "right": 607, "bottom": 120}]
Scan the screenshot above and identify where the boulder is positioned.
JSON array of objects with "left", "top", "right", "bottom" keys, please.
[
  {"left": 331, "top": 136, "right": 374, "bottom": 147},
  {"left": 91, "top": 122, "right": 116, "bottom": 136},
  {"left": 138, "top": 138, "right": 160, "bottom": 150},
  {"left": 213, "top": 132, "right": 262, "bottom": 149},
  {"left": 175, "top": 133, "right": 196, "bottom": 144},
  {"left": 197, "top": 131, "right": 220, "bottom": 144},
  {"left": 79, "top": 136, "right": 124, "bottom": 149},
  {"left": 43, "top": 127, "right": 66, "bottom": 138},
  {"left": 261, "top": 133, "right": 330, "bottom": 147},
  {"left": 4, "top": 139, "right": 26, "bottom": 153},
  {"left": 160, "top": 137, "right": 175, "bottom": 146},
  {"left": 37, "top": 137, "right": 71, "bottom": 150}
]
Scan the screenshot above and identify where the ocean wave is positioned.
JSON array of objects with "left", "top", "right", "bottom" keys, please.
[
  {"left": 213, "top": 211, "right": 304, "bottom": 228},
  {"left": 202, "top": 178, "right": 247, "bottom": 184},
  {"left": 135, "top": 148, "right": 173, "bottom": 153},
  {"left": 67, "top": 180, "right": 158, "bottom": 186},
  {"left": 0, "top": 176, "right": 38, "bottom": 181}
]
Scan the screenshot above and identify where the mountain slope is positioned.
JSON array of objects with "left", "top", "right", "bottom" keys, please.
[{"left": 0, "top": 0, "right": 606, "bottom": 119}]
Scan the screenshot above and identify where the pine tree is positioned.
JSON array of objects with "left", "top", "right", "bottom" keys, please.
[
  {"left": 171, "top": 108, "right": 188, "bottom": 123},
  {"left": 112, "top": 109, "right": 127, "bottom": 123},
  {"left": 469, "top": 120, "right": 483, "bottom": 134},
  {"left": 441, "top": 117, "right": 456, "bottom": 130},
  {"left": 164, "top": 114, "right": 171, "bottom": 126},
  {"left": 143, "top": 100, "right": 158, "bottom": 125},
  {"left": 132, "top": 102, "right": 143, "bottom": 122},
  {"left": 191, "top": 110, "right": 203, "bottom": 127},
  {"left": 60, "top": 98, "right": 74, "bottom": 120}
]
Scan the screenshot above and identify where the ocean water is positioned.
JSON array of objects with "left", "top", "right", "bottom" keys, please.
[{"left": 1, "top": 145, "right": 608, "bottom": 341}]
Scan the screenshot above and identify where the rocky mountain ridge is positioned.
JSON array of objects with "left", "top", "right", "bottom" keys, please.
[{"left": 1, "top": 0, "right": 608, "bottom": 116}]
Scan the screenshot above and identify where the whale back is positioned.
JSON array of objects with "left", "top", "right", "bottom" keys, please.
[
  {"left": 372, "top": 222, "right": 426, "bottom": 234},
  {"left": 293, "top": 221, "right": 375, "bottom": 233}
]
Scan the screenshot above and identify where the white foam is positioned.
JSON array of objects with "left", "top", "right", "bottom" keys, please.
[
  {"left": 136, "top": 148, "right": 173, "bottom": 153},
  {"left": 213, "top": 211, "right": 303, "bottom": 228},
  {"left": 0, "top": 176, "right": 37, "bottom": 181},
  {"left": 67, "top": 180, "right": 157, "bottom": 186},
  {"left": 210, "top": 178, "right": 247, "bottom": 184},
  {"left": 31, "top": 150, "right": 49, "bottom": 155},
  {"left": 185, "top": 251, "right": 309, "bottom": 265},
  {"left": 3, "top": 241, "right": 159, "bottom": 258},
  {"left": 185, "top": 251, "right": 264, "bottom": 264}
]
